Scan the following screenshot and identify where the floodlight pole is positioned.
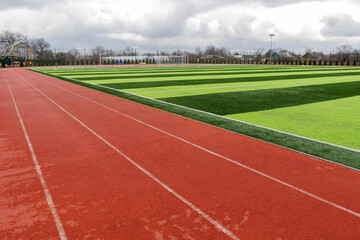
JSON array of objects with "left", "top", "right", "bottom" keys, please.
[
  {"left": 269, "top": 33, "right": 275, "bottom": 64},
  {"left": 99, "top": 54, "right": 102, "bottom": 66}
]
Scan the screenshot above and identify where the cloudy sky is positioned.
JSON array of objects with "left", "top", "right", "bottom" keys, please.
[{"left": 1, "top": 0, "right": 360, "bottom": 53}]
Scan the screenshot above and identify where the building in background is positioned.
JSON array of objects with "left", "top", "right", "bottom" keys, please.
[{"left": 2, "top": 42, "right": 37, "bottom": 60}]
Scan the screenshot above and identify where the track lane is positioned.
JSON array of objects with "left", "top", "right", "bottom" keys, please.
[
  {"left": 3, "top": 68, "right": 360, "bottom": 239},
  {"left": 0, "top": 71, "right": 63, "bottom": 239}
]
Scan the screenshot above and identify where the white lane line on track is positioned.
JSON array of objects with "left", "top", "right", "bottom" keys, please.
[
  {"left": 23, "top": 70, "right": 360, "bottom": 219},
  {"left": 4, "top": 71, "right": 68, "bottom": 240},
  {"left": 13, "top": 71, "right": 240, "bottom": 240}
]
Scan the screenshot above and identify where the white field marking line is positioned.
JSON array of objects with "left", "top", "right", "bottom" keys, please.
[
  {"left": 136, "top": 76, "right": 351, "bottom": 94},
  {"left": 4, "top": 72, "right": 68, "bottom": 240},
  {"left": 39, "top": 71, "right": 360, "bottom": 154},
  {"left": 25, "top": 71, "right": 360, "bottom": 219},
  {"left": 14, "top": 71, "right": 240, "bottom": 240}
]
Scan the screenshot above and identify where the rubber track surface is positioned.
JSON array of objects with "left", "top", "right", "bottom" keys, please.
[{"left": 1, "top": 69, "right": 359, "bottom": 239}]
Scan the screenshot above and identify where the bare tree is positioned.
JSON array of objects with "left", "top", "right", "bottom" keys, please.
[
  {"left": 341, "top": 44, "right": 352, "bottom": 60},
  {"left": 353, "top": 49, "right": 360, "bottom": 62},
  {"left": 305, "top": 47, "right": 313, "bottom": 53},
  {"left": 159, "top": 50, "right": 169, "bottom": 56},
  {"left": 171, "top": 49, "right": 183, "bottom": 56},
  {"left": 194, "top": 47, "right": 203, "bottom": 58},
  {"left": 105, "top": 49, "right": 116, "bottom": 56},
  {"left": 122, "top": 46, "right": 135, "bottom": 56},
  {"left": 92, "top": 45, "right": 105, "bottom": 57},
  {"left": 0, "top": 30, "right": 28, "bottom": 49},
  {"left": 336, "top": 44, "right": 352, "bottom": 61},
  {"left": 218, "top": 47, "right": 231, "bottom": 57},
  {"left": 143, "top": 52, "right": 155, "bottom": 56},
  {"left": 42, "top": 50, "right": 55, "bottom": 60},
  {"left": 254, "top": 48, "right": 264, "bottom": 60},
  {"left": 69, "top": 48, "right": 80, "bottom": 57},
  {"left": 205, "top": 45, "right": 217, "bottom": 56},
  {"left": 29, "top": 38, "right": 50, "bottom": 57}
]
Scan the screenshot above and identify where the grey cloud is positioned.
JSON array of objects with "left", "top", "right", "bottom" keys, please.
[
  {"left": 0, "top": 0, "right": 68, "bottom": 10},
  {"left": 255, "top": 0, "right": 330, "bottom": 7},
  {"left": 177, "top": 0, "right": 329, "bottom": 10},
  {"left": 321, "top": 14, "right": 360, "bottom": 37}
]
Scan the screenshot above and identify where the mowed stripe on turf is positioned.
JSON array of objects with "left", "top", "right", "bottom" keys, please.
[{"left": 3, "top": 68, "right": 360, "bottom": 239}]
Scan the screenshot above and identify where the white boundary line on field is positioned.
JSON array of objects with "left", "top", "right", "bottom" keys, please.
[
  {"left": 41, "top": 71, "right": 360, "bottom": 154},
  {"left": 4, "top": 72, "right": 68, "bottom": 240},
  {"left": 18, "top": 70, "right": 360, "bottom": 219},
  {"left": 13, "top": 70, "right": 240, "bottom": 240}
]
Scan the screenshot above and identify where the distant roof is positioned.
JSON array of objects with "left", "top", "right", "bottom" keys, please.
[
  {"left": 302, "top": 51, "right": 324, "bottom": 58},
  {"left": 5, "top": 41, "right": 34, "bottom": 55}
]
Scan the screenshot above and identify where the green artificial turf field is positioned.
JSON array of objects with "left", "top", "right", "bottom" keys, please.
[{"left": 35, "top": 65, "right": 360, "bottom": 168}]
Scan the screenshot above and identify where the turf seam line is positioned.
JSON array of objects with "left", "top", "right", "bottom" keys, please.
[
  {"left": 31, "top": 70, "right": 360, "bottom": 173},
  {"left": 5, "top": 71, "right": 68, "bottom": 240},
  {"left": 15, "top": 70, "right": 240, "bottom": 240},
  {"left": 42, "top": 71, "right": 360, "bottom": 154},
  {"left": 23, "top": 70, "right": 360, "bottom": 218}
]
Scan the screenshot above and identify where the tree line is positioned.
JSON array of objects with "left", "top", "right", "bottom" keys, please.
[{"left": 1, "top": 30, "right": 360, "bottom": 65}]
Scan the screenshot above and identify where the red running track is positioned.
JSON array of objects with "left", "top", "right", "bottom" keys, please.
[{"left": 1, "top": 68, "right": 359, "bottom": 239}]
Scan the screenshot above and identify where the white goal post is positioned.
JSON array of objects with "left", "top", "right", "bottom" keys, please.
[{"left": 155, "top": 55, "right": 187, "bottom": 66}]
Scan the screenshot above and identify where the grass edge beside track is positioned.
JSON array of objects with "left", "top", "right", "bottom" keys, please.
[{"left": 31, "top": 69, "right": 360, "bottom": 170}]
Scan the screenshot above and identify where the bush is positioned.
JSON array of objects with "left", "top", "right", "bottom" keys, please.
[
  {"left": 347, "top": 59, "right": 351, "bottom": 66},
  {"left": 353, "top": 59, "right": 357, "bottom": 66},
  {"left": 20, "top": 61, "right": 24, "bottom": 67},
  {"left": 324, "top": 59, "right": 327, "bottom": 65},
  {"left": 1, "top": 59, "right": 5, "bottom": 68},
  {"left": 313, "top": 59, "right": 316, "bottom": 65}
]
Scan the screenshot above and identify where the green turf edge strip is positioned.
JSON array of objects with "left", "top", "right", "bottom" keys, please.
[{"left": 31, "top": 69, "right": 360, "bottom": 170}]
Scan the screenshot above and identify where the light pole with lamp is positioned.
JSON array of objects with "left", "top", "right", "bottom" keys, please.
[{"left": 269, "top": 33, "right": 275, "bottom": 64}]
